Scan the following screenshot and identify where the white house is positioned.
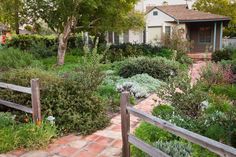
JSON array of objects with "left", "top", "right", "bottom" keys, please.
[{"left": 107, "top": 0, "right": 230, "bottom": 53}]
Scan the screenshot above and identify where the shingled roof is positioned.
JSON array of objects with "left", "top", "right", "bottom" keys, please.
[{"left": 146, "top": 4, "right": 230, "bottom": 22}]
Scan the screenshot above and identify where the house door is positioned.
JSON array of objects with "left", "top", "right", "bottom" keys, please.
[{"left": 147, "top": 26, "right": 162, "bottom": 44}]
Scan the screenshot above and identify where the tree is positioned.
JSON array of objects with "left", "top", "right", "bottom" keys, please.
[
  {"left": 0, "top": 0, "right": 25, "bottom": 34},
  {"left": 193, "top": 0, "right": 236, "bottom": 37},
  {"left": 26, "top": 0, "right": 144, "bottom": 65}
]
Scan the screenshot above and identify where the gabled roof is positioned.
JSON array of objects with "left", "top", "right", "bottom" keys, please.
[{"left": 146, "top": 4, "right": 230, "bottom": 22}]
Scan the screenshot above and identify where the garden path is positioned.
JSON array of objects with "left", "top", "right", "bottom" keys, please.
[
  {"left": 1, "top": 61, "right": 206, "bottom": 157},
  {"left": 190, "top": 61, "right": 207, "bottom": 84}
]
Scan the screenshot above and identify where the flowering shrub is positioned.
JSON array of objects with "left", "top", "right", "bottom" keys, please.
[{"left": 200, "top": 62, "right": 234, "bottom": 85}]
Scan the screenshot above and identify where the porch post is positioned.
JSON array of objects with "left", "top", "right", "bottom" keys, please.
[
  {"left": 213, "top": 22, "right": 217, "bottom": 52},
  {"left": 145, "top": 25, "right": 148, "bottom": 44},
  {"left": 220, "top": 21, "right": 223, "bottom": 49}
]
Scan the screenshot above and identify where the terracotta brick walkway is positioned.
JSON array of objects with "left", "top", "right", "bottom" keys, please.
[
  {"left": 1, "top": 95, "right": 160, "bottom": 157},
  {"left": 190, "top": 61, "right": 207, "bottom": 84},
  {"left": 1, "top": 62, "right": 205, "bottom": 157}
]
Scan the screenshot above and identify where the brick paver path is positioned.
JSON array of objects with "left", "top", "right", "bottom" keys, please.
[
  {"left": 190, "top": 61, "right": 206, "bottom": 84},
  {"left": 1, "top": 94, "right": 160, "bottom": 157},
  {"left": 1, "top": 62, "right": 205, "bottom": 157}
]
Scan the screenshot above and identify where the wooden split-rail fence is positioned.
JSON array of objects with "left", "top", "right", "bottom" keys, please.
[
  {"left": 120, "top": 91, "right": 236, "bottom": 157},
  {"left": 0, "top": 79, "right": 41, "bottom": 125}
]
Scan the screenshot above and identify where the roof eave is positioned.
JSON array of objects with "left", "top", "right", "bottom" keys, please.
[{"left": 178, "top": 18, "right": 231, "bottom": 23}]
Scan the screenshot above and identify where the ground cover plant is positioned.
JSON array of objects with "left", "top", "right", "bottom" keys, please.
[{"left": 0, "top": 112, "right": 56, "bottom": 154}]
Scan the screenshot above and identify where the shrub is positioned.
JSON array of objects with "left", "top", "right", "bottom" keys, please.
[
  {"left": 210, "top": 84, "right": 236, "bottom": 102},
  {"left": 29, "top": 41, "right": 57, "bottom": 58},
  {"left": 158, "top": 75, "right": 207, "bottom": 118},
  {"left": 116, "top": 74, "right": 164, "bottom": 98},
  {"left": 118, "top": 57, "right": 181, "bottom": 81},
  {"left": 200, "top": 62, "right": 234, "bottom": 86},
  {"left": 162, "top": 27, "right": 193, "bottom": 54},
  {"left": 0, "top": 48, "right": 41, "bottom": 71},
  {"left": 132, "top": 122, "right": 174, "bottom": 157},
  {"left": 0, "top": 112, "right": 15, "bottom": 128},
  {"left": 6, "top": 34, "right": 84, "bottom": 58},
  {"left": 0, "top": 61, "right": 109, "bottom": 134},
  {"left": 101, "top": 43, "right": 176, "bottom": 63},
  {"left": 212, "top": 47, "right": 236, "bottom": 62},
  {"left": 152, "top": 105, "right": 174, "bottom": 120},
  {"left": 153, "top": 140, "right": 192, "bottom": 157}
]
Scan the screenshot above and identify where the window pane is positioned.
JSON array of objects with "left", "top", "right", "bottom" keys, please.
[
  {"left": 199, "top": 27, "right": 212, "bottom": 43},
  {"left": 165, "top": 26, "right": 171, "bottom": 36},
  {"left": 153, "top": 11, "right": 158, "bottom": 16}
]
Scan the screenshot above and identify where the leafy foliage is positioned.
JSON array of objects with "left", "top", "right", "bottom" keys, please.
[
  {"left": 212, "top": 47, "right": 236, "bottom": 62},
  {"left": 0, "top": 112, "right": 56, "bottom": 153},
  {"left": 153, "top": 140, "right": 192, "bottom": 157},
  {"left": 116, "top": 74, "right": 164, "bottom": 98},
  {"left": 0, "top": 48, "right": 41, "bottom": 71},
  {"left": 102, "top": 43, "right": 173, "bottom": 62},
  {"left": 200, "top": 62, "right": 234, "bottom": 86},
  {"left": 0, "top": 55, "right": 109, "bottom": 134},
  {"left": 118, "top": 57, "right": 181, "bottom": 81}
]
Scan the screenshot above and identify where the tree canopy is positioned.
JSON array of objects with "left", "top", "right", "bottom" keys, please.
[
  {"left": 193, "top": 0, "right": 236, "bottom": 37},
  {"left": 0, "top": 0, "right": 25, "bottom": 34},
  {"left": 26, "top": 0, "right": 144, "bottom": 65}
]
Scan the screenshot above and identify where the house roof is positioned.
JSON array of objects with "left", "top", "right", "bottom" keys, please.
[{"left": 146, "top": 4, "right": 230, "bottom": 22}]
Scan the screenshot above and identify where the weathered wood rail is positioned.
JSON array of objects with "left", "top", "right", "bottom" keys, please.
[
  {"left": 0, "top": 79, "right": 41, "bottom": 124},
  {"left": 120, "top": 92, "right": 236, "bottom": 157}
]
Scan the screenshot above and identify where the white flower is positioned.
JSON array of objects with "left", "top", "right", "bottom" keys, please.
[{"left": 47, "top": 116, "right": 55, "bottom": 124}]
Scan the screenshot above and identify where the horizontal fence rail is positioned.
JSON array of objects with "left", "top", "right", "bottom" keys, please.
[
  {"left": 120, "top": 92, "right": 236, "bottom": 157},
  {"left": 0, "top": 82, "right": 32, "bottom": 94},
  {"left": 0, "top": 79, "right": 41, "bottom": 125}
]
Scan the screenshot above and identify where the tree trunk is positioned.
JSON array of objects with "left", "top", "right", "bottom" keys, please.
[
  {"left": 14, "top": 0, "right": 20, "bottom": 34},
  {"left": 57, "top": 17, "right": 77, "bottom": 65}
]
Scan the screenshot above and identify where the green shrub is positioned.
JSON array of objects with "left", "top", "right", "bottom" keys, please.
[
  {"left": 212, "top": 47, "right": 236, "bottom": 62},
  {"left": 176, "top": 51, "right": 193, "bottom": 65},
  {"left": 152, "top": 105, "right": 174, "bottom": 120},
  {"left": 0, "top": 120, "right": 56, "bottom": 153},
  {"left": 101, "top": 43, "right": 183, "bottom": 63},
  {"left": 98, "top": 84, "right": 121, "bottom": 112},
  {"left": 153, "top": 140, "right": 192, "bottom": 157},
  {"left": 0, "top": 48, "right": 41, "bottom": 71},
  {"left": 6, "top": 34, "right": 84, "bottom": 58},
  {"left": 210, "top": 84, "right": 236, "bottom": 101},
  {"left": 118, "top": 57, "right": 181, "bottom": 81},
  {"left": 132, "top": 122, "right": 175, "bottom": 157},
  {"left": 0, "top": 112, "right": 15, "bottom": 128},
  {"left": 29, "top": 41, "right": 57, "bottom": 58},
  {"left": 0, "top": 63, "right": 109, "bottom": 134},
  {"left": 158, "top": 74, "right": 207, "bottom": 118}
]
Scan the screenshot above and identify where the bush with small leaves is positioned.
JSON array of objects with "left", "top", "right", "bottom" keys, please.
[{"left": 118, "top": 57, "right": 181, "bottom": 81}]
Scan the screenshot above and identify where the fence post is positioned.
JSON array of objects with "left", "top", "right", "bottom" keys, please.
[
  {"left": 121, "top": 91, "right": 130, "bottom": 157},
  {"left": 31, "top": 79, "right": 42, "bottom": 125}
]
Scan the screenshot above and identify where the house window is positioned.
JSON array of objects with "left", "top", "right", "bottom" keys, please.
[
  {"left": 114, "top": 33, "right": 119, "bottom": 44},
  {"left": 153, "top": 11, "right": 158, "bottom": 16},
  {"left": 199, "top": 27, "right": 212, "bottom": 43},
  {"left": 108, "top": 32, "right": 113, "bottom": 43},
  {"left": 165, "top": 26, "right": 171, "bottom": 36}
]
